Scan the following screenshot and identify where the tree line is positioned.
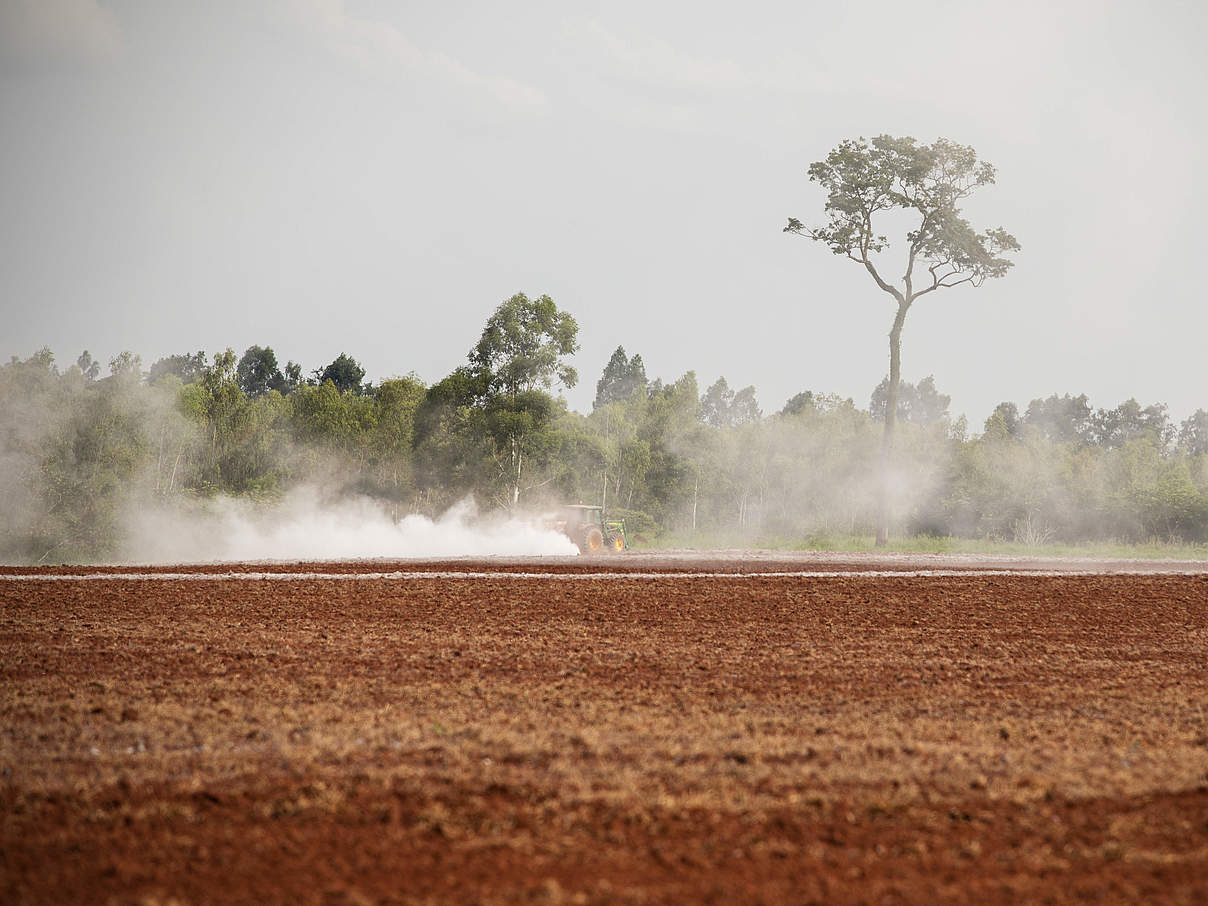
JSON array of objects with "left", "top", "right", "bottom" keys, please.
[{"left": 2, "top": 292, "right": 1206, "bottom": 562}]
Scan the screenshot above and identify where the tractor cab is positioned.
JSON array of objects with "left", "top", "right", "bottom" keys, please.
[{"left": 553, "top": 504, "right": 627, "bottom": 553}]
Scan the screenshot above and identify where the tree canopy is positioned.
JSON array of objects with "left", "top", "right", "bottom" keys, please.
[
  {"left": 1179, "top": 410, "right": 1208, "bottom": 457},
  {"left": 148, "top": 351, "right": 206, "bottom": 385},
  {"left": 76, "top": 351, "right": 101, "bottom": 382},
  {"left": 787, "top": 136, "right": 1019, "bottom": 296},
  {"left": 701, "top": 377, "right": 761, "bottom": 429},
  {"left": 870, "top": 375, "right": 950, "bottom": 426},
  {"left": 236, "top": 345, "right": 285, "bottom": 397},
  {"left": 470, "top": 293, "right": 579, "bottom": 398},
  {"left": 594, "top": 346, "right": 648, "bottom": 409},
  {"left": 316, "top": 353, "right": 366, "bottom": 395}
]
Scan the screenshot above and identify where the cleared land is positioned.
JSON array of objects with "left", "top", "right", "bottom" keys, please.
[{"left": 2, "top": 554, "right": 1207, "bottom": 904}]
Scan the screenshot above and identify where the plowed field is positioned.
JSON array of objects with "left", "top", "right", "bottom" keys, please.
[{"left": 2, "top": 556, "right": 1206, "bottom": 904}]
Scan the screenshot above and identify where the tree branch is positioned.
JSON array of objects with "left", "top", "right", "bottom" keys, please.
[
  {"left": 861, "top": 255, "right": 904, "bottom": 303},
  {"left": 489, "top": 449, "right": 509, "bottom": 480},
  {"left": 913, "top": 267, "right": 977, "bottom": 299},
  {"left": 903, "top": 209, "right": 933, "bottom": 296}
]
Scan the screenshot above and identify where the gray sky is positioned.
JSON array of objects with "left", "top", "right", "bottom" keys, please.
[{"left": 2, "top": 0, "right": 1205, "bottom": 425}]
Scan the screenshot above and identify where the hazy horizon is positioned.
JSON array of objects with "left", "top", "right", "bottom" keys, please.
[{"left": 2, "top": 1, "right": 1205, "bottom": 424}]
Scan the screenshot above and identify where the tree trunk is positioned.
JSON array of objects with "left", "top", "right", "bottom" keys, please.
[
  {"left": 168, "top": 445, "right": 183, "bottom": 494},
  {"left": 876, "top": 301, "right": 910, "bottom": 547},
  {"left": 511, "top": 434, "right": 521, "bottom": 508},
  {"left": 155, "top": 427, "right": 164, "bottom": 494}
]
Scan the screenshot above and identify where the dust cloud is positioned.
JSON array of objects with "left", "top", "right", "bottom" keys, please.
[{"left": 120, "top": 489, "right": 578, "bottom": 563}]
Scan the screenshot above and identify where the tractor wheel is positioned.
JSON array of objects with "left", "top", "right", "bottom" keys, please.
[
  {"left": 610, "top": 534, "right": 626, "bottom": 552},
  {"left": 581, "top": 527, "right": 604, "bottom": 553}
]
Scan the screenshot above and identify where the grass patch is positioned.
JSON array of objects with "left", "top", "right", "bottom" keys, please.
[{"left": 643, "top": 531, "right": 1208, "bottom": 560}]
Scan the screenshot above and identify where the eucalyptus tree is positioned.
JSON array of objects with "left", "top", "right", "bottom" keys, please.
[
  {"left": 315, "top": 353, "right": 366, "bottom": 395},
  {"left": 180, "top": 349, "right": 248, "bottom": 487},
  {"left": 701, "top": 377, "right": 761, "bottom": 429},
  {"left": 594, "top": 346, "right": 648, "bottom": 409},
  {"left": 236, "top": 345, "right": 285, "bottom": 397},
  {"left": 147, "top": 351, "right": 206, "bottom": 385},
  {"left": 468, "top": 292, "right": 579, "bottom": 508},
  {"left": 870, "top": 375, "right": 950, "bottom": 427},
  {"left": 1179, "top": 409, "right": 1208, "bottom": 457},
  {"left": 1024, "top": 393, "right": 1094, "bottom": 446},
  {"left": 786, "top": 135, "right": 1019, "bottom": 545},
  {"left": 76, "top": 351, "right": 101, "bottom": 382}
]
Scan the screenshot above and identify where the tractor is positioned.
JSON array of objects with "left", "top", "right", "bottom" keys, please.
[{"left": 552, "top": 504, "right": 626, "bottom": 553}]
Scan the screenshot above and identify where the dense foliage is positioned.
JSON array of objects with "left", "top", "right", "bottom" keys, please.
[{"left": 2, "top": 308, "right": 1206, "bottom": 562}]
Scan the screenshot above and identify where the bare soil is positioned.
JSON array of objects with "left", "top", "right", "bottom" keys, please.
[{"left": 2, "top": 556, "right": 1207, "bottom": 904}]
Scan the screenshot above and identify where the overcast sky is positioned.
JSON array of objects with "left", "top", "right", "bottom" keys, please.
[{"left": 2, "top": 0, "right": 1205, "bottom": 425}]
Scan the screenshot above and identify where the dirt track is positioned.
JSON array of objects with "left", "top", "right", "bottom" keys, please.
[{"left": 2, "top": 555, "right": 1207, "bottom": 904}]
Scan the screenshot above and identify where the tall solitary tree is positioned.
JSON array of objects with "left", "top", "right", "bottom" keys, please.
[{"left": 785, "top": 135, "right": 1018, "bottom": 545}]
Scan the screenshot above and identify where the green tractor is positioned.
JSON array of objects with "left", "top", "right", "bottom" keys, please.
[{"left": 554, "top": 504, "right": 627, "bottom": 553}]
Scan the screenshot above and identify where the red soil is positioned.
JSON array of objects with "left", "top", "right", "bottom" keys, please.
[{"left": 2, "top": 558, "right": 1206, "bottom": 904}]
